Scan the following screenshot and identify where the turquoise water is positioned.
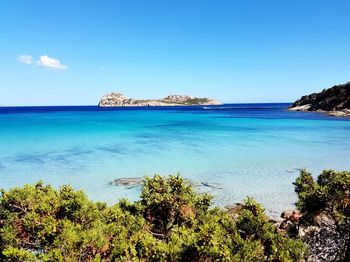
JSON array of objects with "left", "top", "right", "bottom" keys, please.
[{"left": 1, "top": 104, "right": 350, "bottom": 216}]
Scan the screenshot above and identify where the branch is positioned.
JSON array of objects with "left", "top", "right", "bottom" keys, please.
[
  {"left": 11, "top": 204, "right": 28, "bottom": 214},
  {"left": 145, "top": 228, "right": 166, "bottom": 238}
]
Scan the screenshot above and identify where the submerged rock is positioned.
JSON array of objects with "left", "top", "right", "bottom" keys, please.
[
  {"left": 285, "top": 168, "right": 303, "bottom": 174},
  {"left": 109, "top": 177, "right": 223, "bottom": 192},
  {"left": 200, "top": 182, "right": 223, "bottom": 190},
  {"left": 109, "top": 177, "right": 143, "bottom": 187}
]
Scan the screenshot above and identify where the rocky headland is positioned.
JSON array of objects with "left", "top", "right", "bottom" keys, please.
[
  {"left": 98, "top": 92, "right": 221, "bottom": 107},
  {"left": 289, "top": 82, "right": 350, "bottom": 117}
]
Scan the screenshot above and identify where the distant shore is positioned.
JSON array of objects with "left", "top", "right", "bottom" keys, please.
[
  {"left": 289, "top": 81, "right": 350, "bottom": 117},
  {"left": 98, "top": 93, "right": 222, "bottom": 107}
]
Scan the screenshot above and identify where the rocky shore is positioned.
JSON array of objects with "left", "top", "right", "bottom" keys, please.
[
  {"left": 289, "top": 82, "right": 350, "bottom": 117},
  {"left": 279, "top": 210, "right": 349, "bottom": 262},
  {"left": 225, "top": 205, "right": 350, "bottom": 261},
  {"left": 98, "top": 92, "right": 221, "bottom": 107}
]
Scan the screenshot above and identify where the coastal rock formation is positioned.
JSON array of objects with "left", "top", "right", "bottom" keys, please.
[
  {"left": 279, "top": 209, "right": 350, "bottom": 261},
  {"left": 98, "top": 92, "right": 221, "bottom": 107},
  {"left": 299, "top": 212, "right": 343, "bottom": 262},
  {"left": 289, "top": 82, "right": 350, "bottom": 116}
]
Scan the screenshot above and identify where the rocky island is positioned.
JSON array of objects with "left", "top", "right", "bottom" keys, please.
[
  {"left": 98, "top": 92, "right": 221, "bottom": 107},
  {"left": 289, "top": 81, "right": 350, "bottom": 117}
]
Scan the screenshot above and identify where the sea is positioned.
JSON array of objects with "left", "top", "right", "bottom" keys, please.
[{"left": 1, "top": 103, "right": 350, "bottom": 216}]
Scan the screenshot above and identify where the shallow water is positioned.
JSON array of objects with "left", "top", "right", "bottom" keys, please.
[{"left": 1, "top": 104, "right": 350, "bottom": 215}]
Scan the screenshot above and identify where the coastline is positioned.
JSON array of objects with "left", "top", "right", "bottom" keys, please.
[
  {"left": 289, "top": 105, "right": 350, "bottom": 117},
  {"left": 289, "top": 81, "right": 350, "bottom": 117}
]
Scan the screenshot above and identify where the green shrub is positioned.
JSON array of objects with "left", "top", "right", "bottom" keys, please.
[
  {"left": 294, "top": 169, "right": 350, "bottom": 224},
  {"left": 1, "top": 174, "right": 307, "bottom": 261},
  {"left": 140, "top": 175, "right": 212, "bottom": 238}
]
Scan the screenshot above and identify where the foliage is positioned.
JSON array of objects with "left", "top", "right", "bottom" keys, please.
[
  {"left": 1, "top": 175, "right": 306, "bottom": 261},
  {"left": 294, "top": 169, "right": 350, "bottom": 224},
  {"left": 140, "top": 175, "right": 211, "bottom": 238},
  {"left": 291, "top": 81, "right": 350, "bottom": 111},
  {"left": 181, "top": 98, "right": 211, "bottom": 105}
]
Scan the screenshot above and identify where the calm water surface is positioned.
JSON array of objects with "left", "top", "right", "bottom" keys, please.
[{"left": 1, "top": 104, "right": 350, "bottom": 215}]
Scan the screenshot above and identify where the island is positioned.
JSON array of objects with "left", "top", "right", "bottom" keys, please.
[
  {"left": 98, "top": 93, "right": 222, "bottom": 107},
  {"left": 289, "top": 81, "right": 350, "bottom": 117}
]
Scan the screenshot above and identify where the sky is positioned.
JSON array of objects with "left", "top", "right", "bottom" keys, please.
[{"left": 0, "top": 0, "right": 349, "bottom": 106}]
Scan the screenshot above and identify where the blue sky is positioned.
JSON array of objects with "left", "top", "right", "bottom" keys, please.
[{"left": 0, "top": 0, "right": 349, "bottom": 106}]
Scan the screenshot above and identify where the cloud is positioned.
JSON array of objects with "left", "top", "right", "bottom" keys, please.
[
  {"left": 17, "top": 55, "right": 32, "bottom": 64},
  {"left": 36, "top": 55, "right": 67, "bottom": 70}
]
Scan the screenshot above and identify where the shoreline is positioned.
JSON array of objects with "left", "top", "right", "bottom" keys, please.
[{"left": 289, "top": 105, "right": 350, "bottom": 117}]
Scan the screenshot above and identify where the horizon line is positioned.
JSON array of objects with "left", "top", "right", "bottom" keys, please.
[{"left": 0, "top": 102, "right": 294, "bottom": 108}]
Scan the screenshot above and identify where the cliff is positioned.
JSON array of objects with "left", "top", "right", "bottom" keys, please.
[
  {"left": 289, "top": 82, "right": 350, "bottom": 116},
  {"left": 98, "top": 93, "right": 222, "bottom": 107}
]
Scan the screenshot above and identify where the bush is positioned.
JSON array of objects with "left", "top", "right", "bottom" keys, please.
[
  {"left": 1, "top": 175, "right": 306, "bottom": 261},
  {"left": 294, "top": 170, "right": 350, "bottom": 224}
]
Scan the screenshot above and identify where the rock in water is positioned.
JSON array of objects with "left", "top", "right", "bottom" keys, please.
[
  {"left": 98, "top": 92, "right": 222, "bottom": 107},
  {"left": 109, "top": 177, "right": 143, "bottom": 186},
  {"left": 289, "top": 81, "right": 350, "bottom": 116}
]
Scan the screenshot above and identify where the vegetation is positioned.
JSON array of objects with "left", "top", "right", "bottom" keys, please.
[
  {"left": 294, "top": 170, "right": 350, "bottom": 261},
  {"left": 294, "top": 169, "right": 350, "bottom": 224},
  {"left": 2, "top": 169, "right": 350, "bottom": 261},
  {"left": 291, "top": 81, "right": 350, "bottom": 111},
  {"left": 180, "top": 98, "right": 212, "bottom": 105},
  {"left": 0, "top": 175, "right": 307, "bottom": 261}
]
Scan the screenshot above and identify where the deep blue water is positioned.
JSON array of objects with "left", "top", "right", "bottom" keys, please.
[{"left": 1, "top": 103, "right": 350, "bottom": 215}]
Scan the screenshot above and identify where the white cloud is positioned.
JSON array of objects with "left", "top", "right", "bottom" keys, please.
[
  {"left": 36, "top": 55, "right": 67, "bottom": 70},
  {"left": 17, "top": 55, "right": 32, "bottom": 64}
]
